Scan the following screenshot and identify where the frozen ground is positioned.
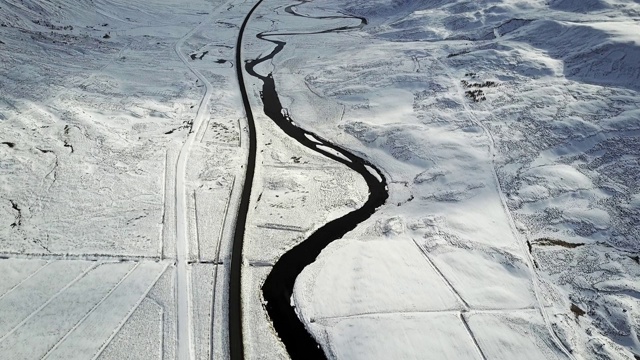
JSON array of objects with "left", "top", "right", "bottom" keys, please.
[
  {"left": 0, "top": 0, "right": 374, "bottom": 357},
  {"left": 1, "top": 0, "right": 639, "bottom": 359}
]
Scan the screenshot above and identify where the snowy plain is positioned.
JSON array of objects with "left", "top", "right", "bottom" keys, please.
[{"left": 1, "top": 0, "right": 639, "bottom": 359}]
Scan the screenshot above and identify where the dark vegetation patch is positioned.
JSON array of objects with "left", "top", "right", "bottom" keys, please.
[
  {"left": 103, "top": 33, "right": 110, "bottom": 39},
  {"left": 461, "top": 75, "right": 498, "bottom": 102},
  {"left": 461, "top": 79, "right": 498, "bottom": 88},
  {"left": 570, "top": 303, "right": 586, "bottom": 319},
  {"left": 217, "top": 20, "right": 237, "bottom": 28},
  {"left": 216, "top": 59, "right": 227, "bottom": 64},
  {"left": 32, "top": 19, "right": 73, "bottom": 31},
  {"left": 63, "top": 125, "right": 74, "bottom": 153},
  {"left": 535, "top": 237, "right": 585, "bottom": 248},
  {"left": 465, "top": 89, "right": 486, "bottom": 102},
  {"left": 165, "top": 122, "right": 191, "bottom": 135},
  {"left": 447, "top": 49, "right": 469, "bottom": 58},
  {"left": 26, "top": 28, "right": 86, "bottom": 46},
  {"left": 495, "top": 18, "right": 532, "bottom": 37}
]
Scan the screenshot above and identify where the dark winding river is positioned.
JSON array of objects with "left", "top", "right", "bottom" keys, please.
[{"left": 243, "top": 1, "right": 389, "bottom": 358}]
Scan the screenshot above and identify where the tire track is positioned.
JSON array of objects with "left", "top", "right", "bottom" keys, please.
[
  {"left": 0, "top": 261, "right": 50, "bottom": 302},
  {"left": 0, "top": 262, "right": 98, "bottom": 344}
]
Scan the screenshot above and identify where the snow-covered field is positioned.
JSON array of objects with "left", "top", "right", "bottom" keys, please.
[
  {"left": 1, "top": 0, "right": 639, "bottom": 359},
  {"left": 0, "top": 0, "right": 248, "bottom": 357},
  {"left": 0, "top": 259, "right": 169, "bottom": 359}
]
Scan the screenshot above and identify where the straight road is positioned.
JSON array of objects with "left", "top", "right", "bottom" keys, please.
[{"left": 229, "top": 1, "right": 265, "bottom": 359}]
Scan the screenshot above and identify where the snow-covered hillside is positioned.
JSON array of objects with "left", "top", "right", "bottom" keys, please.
[
  {"left": 0, "top": 0, "right": 251, "bottom": 358},
  {"left": 0, "top": 0, "right": 211, "bottom": 256}
]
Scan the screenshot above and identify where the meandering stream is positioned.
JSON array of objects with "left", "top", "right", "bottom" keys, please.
[{"left": 243, "top": 1, "right": 388, "bottom": 358}]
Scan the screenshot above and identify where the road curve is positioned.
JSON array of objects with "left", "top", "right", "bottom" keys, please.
[{"left": 229, "top": 1, "right": 265, "bottom": 359}]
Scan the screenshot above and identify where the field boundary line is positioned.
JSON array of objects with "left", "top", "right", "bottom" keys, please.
[
  {"left": 411, "top": 238, "right": 469, "bottom": 310},
  {"left": 460, "top": 313, "right": 489, "bottom": 360},
  {"left": 91, "top": 262, "right": 170, "bottom": 360},
  {"left": 41, "top": 262, "right": 140, "bottom": 359},
  {"left": 0, "top": 262, "right": 98, "bottom": 344},
  {"left": 0, "top": 261, "right": 51, "bottom": 302}
]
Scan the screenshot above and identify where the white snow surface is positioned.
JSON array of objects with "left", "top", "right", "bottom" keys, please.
[
  {"left": 1, "top": 0, "right": 249, "bottom": 358},
  {"left": 1, "top": 0, "right": 640, "bottom": 359}
]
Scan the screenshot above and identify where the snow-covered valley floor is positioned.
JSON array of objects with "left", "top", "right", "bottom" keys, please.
[
  {"left": 1, "top": 0, "right": 639, "bottom": 359},
  {"left": 242, "top": 0, "right": 640, "bottom": 359}
]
